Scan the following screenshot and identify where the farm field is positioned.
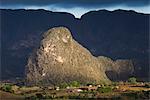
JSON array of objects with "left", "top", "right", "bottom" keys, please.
[{"left": 0, "top": 82, "right": 149, "bottom": 99}]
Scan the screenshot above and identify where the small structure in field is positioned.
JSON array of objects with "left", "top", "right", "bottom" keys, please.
[
  {"left": 67, "top": 88, "right": 83, "bottom": 93},
  {"left": 79, "top": 86, "right": 97, "bottom": 91}
]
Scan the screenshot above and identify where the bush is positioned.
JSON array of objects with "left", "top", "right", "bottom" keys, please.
[
  {"left": 1, "top": 84, "right": 12, "bottom": 92},
  {"left": 144, "top": 84, "right": 150, "bottom": 88},
  {"left": 59, "top": 81, "right": 80, "bottom": 88},
  {"left": 85, "top": 82, "right": 96, "bottom": 86},
  {"left": 97, "top": 86, "right": 112, "bottom": 93},
  {"left": 111, "top": 82, "right": 118, "bottom": 86},
  {"left": 128, "top": 77, "right": 137, "bottom": 84},
  {"left": 59, "top": 83, "right": 68, "bottom": 89},
  {"left": 36, "top": 93, "right": 43, "bottom": 99},
  {"left": 69, "top": 81, "right": 80, "bottom": 87}
]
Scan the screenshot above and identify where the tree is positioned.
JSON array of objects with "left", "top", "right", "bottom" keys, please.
[
  {"left": 1, "top": 84, "right": 12, "bottom": 92},
  {"left": 128, "top": 77, "right": 137, "bottom": 84}
]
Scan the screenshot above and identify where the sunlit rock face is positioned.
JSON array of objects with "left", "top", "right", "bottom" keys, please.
[{"left": 26, "top": 27, "right": 110, "bottom": 86}]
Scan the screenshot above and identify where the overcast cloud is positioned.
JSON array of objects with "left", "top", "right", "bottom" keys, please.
[
  {"left": 0, "top": 0, "right": 149, "bottom": 18},
  {"left": 1, "top": 0, "right": 149, "bottom": 7}
]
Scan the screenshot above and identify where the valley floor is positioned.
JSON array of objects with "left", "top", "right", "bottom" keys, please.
[{"left": 0, "top": 82, "right": 150, "bottom": 99}]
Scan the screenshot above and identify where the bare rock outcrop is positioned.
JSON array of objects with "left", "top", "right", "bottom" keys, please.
[
  {"left": 26, "top": 27, "right": 110, "bottom": 86},
  {"left": 98, "top": 56, "right": 134, "bottom": 81}
]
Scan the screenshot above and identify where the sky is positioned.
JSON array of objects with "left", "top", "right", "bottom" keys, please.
[{"left": 0, "top": 0, "right": 150, "bottom": 18}]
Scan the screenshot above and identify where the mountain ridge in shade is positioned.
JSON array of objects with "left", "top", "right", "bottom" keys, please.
[{"left": 1, "top": 9, "right": 149, "bottom": 81}]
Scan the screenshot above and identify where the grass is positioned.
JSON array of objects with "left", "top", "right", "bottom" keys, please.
[
  {"left": 0, "top": 90, "right": 24, "bottom": 99},
  {"left": 0, "top": 82, "right": 150, "bottom": 99},
  {"left": 97, "top": 86, "right": 112, "bottom": 93}
]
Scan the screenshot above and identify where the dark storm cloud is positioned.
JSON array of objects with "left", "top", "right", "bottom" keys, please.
[{"left": 0, "top": 0, "right": 149, "bottom": 8}]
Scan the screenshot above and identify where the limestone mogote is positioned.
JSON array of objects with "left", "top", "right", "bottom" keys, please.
[{"left": 26, "top": 27, "right": 134, "bottom": 86}]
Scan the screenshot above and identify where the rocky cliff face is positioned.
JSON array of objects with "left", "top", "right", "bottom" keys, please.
[
  {"left": 26, "top": 27, "right": 110, "bottom": 86},
  {"left": 98, "top": 56, "right": 134, "bottom": 81}
]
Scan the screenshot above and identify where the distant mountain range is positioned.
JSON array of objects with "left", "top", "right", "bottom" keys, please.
[{"left": 0, "top": 9, "right": 149, "bottom": 81}]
